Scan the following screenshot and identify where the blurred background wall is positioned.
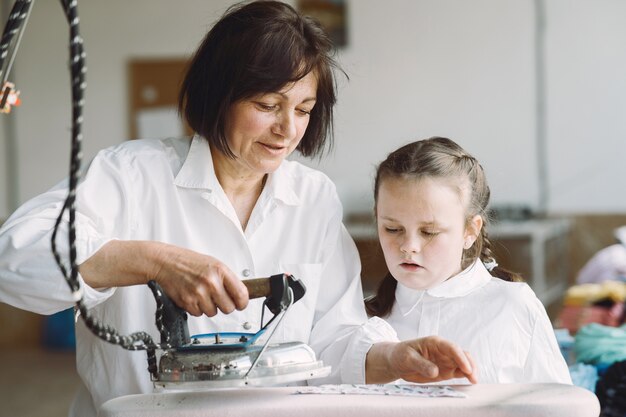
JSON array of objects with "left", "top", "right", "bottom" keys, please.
[{"left": 2, "top": 0, "right": 625, "bottom": 219}]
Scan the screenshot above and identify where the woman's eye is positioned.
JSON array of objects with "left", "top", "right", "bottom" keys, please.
[
  {"left": 421, "top": 230, "right": 439, "bottom": 237},
  {"left": 256, "top": 103, "right": 277, "bottom": 111},
  {"left": 297, "top": 108, "right": 312, "bottom": 116},
  {"left": 384, "top": 227, "right": 401, "bottom": 233}
]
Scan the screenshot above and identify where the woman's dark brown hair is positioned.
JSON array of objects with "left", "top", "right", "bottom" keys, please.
[
  {"left": 365, "top": 137, "right": 523, "bottom": 318},
  {"left": 179, "top": 0, "right": 341, "bottom": 158}
]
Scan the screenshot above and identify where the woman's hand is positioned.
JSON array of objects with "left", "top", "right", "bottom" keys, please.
[
  {"left": 366, "top": 336, "right": 478, "bottom": 384},
  {"left": 79, "top": 240, "right": 249, "bottom": 316},
  {"left": 151, "top": 244, "right": 249, "bottom": 317}
]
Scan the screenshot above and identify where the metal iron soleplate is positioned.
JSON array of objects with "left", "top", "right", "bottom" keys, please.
[
  {"left": 179, "top": 331, "right": 264, "bottom": 350},
  {"left": 154, "top": 341, "right": 331, "bottom": 390}
]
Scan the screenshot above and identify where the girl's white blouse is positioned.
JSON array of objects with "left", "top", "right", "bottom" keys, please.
[{"left": 385, "top": 260, "right": 572, "bottom": 384}]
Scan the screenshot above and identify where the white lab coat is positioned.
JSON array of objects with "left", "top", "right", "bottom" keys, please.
[
  {"left": 384, "top": 260, "right": 572, "bottom": 384},
  {"left": 0, "top": 136, "right": 394, "bottom": 416}
]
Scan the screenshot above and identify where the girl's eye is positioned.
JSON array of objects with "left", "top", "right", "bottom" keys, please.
[
  {"left": 421, "top": 230, "right": 440, "bottom": 237},
  {"left": 384, "top": 227, "right": 401, "bottom": 234}
]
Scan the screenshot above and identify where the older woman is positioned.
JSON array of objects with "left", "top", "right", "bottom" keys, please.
[{"left": 0, "top": 2, "right": 475, "bottom": 416}]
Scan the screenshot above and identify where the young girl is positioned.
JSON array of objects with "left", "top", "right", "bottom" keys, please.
[{"left": 365, "top": 137, "right": 572, "bottom": 384}]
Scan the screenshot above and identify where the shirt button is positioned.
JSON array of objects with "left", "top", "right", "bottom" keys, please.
[
  {"left": 242, "top": 269, "right": 251, "bottom": 277},
  {"left": 242, "top": 322, "right": 252, "bottom": 330},
  {"left": 200, "top": 192, "right": 211, "bottom": 199}
]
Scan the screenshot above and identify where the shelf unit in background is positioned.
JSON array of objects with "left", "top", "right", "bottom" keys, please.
[{"left": 489, "top": 218, "right": 571, "bottom": 308}]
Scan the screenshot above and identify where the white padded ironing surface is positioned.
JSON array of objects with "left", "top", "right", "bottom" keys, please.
[{"left": 98, "top": 383, "right": 600, "bottom": 417}]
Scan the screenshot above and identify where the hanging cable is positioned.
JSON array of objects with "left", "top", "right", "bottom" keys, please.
[
  {"left": 51, "top": 0, "right": 174, "bottom": 377},
  {"left": 0, "top": 0, "right": 33, "bottom": 85},
  {"left": 1, "top": 0, "right": 177, "bottom": 378},
  {"left": 0, "top": 0, "right": 32, "bottom": 113}
]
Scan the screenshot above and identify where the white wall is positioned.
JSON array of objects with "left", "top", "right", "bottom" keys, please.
[
  {"left": 3, "top": 0, "right": 236, "bottom": 215},
  {"left": 0, "top": 114, "right": 7, "bottom": 219},
  {"left": 1, "top": 1, "right": 10, "bottom": 219},
  {"left": 545, "top": 0, "right": 626, "bottom": 213},
  {"left": 1, "top": 0, "right": 625, "bottom": 219},
  {"left": 299, "top": 0, "right": 537, "bottom": 214}
]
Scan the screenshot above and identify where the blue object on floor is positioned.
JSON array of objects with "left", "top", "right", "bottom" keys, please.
[
  {"left": 42, "top": 308, "right": 76, "bottom": 350},
  {"left": 568, "top": 363, "right": 598, "bottom": 392},
  {"left": 555, "top": 328, "right": 575, "bottom": 365}
]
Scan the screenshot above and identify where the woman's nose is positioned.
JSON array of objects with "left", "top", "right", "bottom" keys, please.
[{"left": 273, "top": 111, "right": 297, "bottom": 139}]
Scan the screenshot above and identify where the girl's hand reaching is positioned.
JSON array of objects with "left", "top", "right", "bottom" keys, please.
[{"left": 366, "top": 336, "right": 478, "bottom": 384}]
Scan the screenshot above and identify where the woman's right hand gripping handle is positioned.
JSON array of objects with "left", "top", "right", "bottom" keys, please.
[{"left": 79, "top": 240, "right": 249, "bottom": 317}]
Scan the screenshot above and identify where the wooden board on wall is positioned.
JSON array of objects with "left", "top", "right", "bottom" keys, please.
[{"left": 128, "top": 58, "right": 193, "bottom": 139}]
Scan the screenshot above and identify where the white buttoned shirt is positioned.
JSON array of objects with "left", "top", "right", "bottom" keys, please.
[
  {"left": 0, "top": 136, "right": 393, "bottom": 417},
  {"left": 385, "top": 260, "right": 572, "bottom": 385}
]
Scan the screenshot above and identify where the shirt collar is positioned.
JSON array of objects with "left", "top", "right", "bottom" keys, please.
[
  {"left": 395, "top": 259, "right": 492, "bottom": 315},
  {"left": 174, "top": 135, "right": 218, "bottom": 190},
  {"left": 174, "top": 135, "right": 300, "bottom": 206}
]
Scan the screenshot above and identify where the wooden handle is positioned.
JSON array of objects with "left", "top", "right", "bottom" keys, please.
[{"left": 243, "top": 277, "right": 271, "bottom": 299}]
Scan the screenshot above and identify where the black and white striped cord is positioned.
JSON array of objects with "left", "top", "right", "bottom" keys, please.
[
  {"left": 48, "top": 1, "right": 175, "bottom": 376},
  {"left": 50, "top": 0, "right": 170, "bottom": 377},
  {"left": 1, "top": 0, "right": 175, "bottom": 377},
  {"left": 0, "top": 0, "right": 34, "bottom": 85}
]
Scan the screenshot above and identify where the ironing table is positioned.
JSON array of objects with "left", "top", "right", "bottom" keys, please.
[{"left": 98, "top": 383, "right": 600, "bottom": 417}]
